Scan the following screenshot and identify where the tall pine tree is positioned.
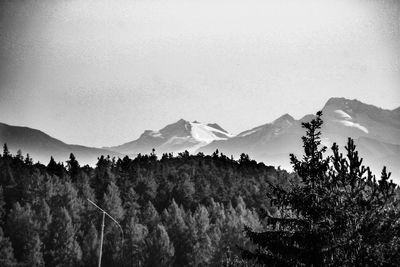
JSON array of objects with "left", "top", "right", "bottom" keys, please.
[
  {"left": 46, "top": 207, "right": 82, "bottom": 266},
  {"left": 243, "top": 111, "right": 400, "bottom": 266}
]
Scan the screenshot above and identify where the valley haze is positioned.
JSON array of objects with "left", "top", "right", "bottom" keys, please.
[{"left": 1, "top": 97, "right": 399, "bottom": 183}]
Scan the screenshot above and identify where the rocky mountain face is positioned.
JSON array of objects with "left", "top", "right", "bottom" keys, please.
[
  {"left": 319, "top": 98, "right": 400, "bottom": 181},
  {"left": 1, "top": 97, "right": 399, "bottom": 182}
]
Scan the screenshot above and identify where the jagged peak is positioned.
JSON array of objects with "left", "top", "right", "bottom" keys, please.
[
  {"left": 273, "top": 113, "right": 295, "bottom": 124},
  {"left": 324, "top": 97, "right": 355, "bottom": 108},
  {"left": 176, "top": 118, "right": 189, "bottom": 124},
  {"left": 326, "top": 97, "right": 348, "bottom": 104},
  {"left": 159, "top": 119, "right": 192, "bottom": 137},
  {"left": 323, "top": 97, "right": 393, "bottom": 119},
  {"left": 139, "top": 119, "right": 232, "bottom": 141},
  {"left": 323, "top": 97, "right": 370, "bottom": 109},
  {"left": 161, "top": 118, "right": 191, "bottom": 129}
]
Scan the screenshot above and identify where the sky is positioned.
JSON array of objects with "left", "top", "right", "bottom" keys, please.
[{"left": 0, "top": 0, "right": 399, "bottom": 147}]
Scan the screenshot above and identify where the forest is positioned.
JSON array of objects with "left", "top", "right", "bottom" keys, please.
[{"left": 0, "top": 112, "right": 399, "bottom": 266}]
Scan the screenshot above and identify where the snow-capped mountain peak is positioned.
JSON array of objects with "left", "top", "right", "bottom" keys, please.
[
  {"left": 156, "top": 119, "right": 231, "bottom": 141},
  {"left": 190, "top": 121, "right": 233, "bottom": 142},
  {"left": 109, "top": 119, "right": 232, "bottom": 155}
]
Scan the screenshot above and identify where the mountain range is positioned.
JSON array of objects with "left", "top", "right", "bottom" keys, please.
[
  {"left": 1, "top": 97, "right": 399, "bottom": 182},
  {"left": 0, "top": 123, "right": 121, "bottom": 166}
]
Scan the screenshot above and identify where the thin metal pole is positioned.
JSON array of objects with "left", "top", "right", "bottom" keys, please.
[
  {"left": 98, "top": 211, "right": 105, "bottom": 267},
  {"left": 88, "top": 199, "right": 124, "bottom": 267},
  {"left": 87, "top": 199, "right": 124, "bottom": 241}
]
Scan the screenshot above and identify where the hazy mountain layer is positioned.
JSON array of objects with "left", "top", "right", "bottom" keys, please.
[
  {"left": 0, "top": 123, "right": 120, "bottom": 165},
  {"left": 0, "top": 97, "right": 398, "bottom": 182},
  {"left": 201, "top": 97, "right": 400, "bottom": 182}
]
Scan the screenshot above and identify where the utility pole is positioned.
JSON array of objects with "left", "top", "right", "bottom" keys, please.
[
  {"left": 87, "top": 199, "right": 124, "bottom": 267},
  {"left": 98, "top": 211, "right": 105, "bottom": 267}
]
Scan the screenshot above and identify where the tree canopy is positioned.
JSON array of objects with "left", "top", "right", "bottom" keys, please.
[
  {"left": 243, "top": 111, "right": 400, "bottom": 266},
  {"left": 0, "top": 111, "right": 398, "bottom": 266}
]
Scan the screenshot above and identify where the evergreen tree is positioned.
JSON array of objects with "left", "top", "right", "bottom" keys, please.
[
  {"left": 81, "top": 222, "right": 99, "bottom": 267},
  {"left": 3, "top": 144, "right": 10, "bottom": 158},
  {"left": 173, "top": 174, "right": 195, "bottom": 209},
  {"left": 146, "top": 224, "right": 175, "bottom": 267},
  {"left": 15, "top": 149, "right": 23, "bottom": 162},
  {"left": 22, "top": 170, "right": 51, "bottom": 208},
  {"left": 46, "top": 207, "right": 82, "bottom": 266},
  {"left": 47, "top": 156, "right": 65, "bottom": 178},
  {"left": 122, "top": 187, "right": 140, "bottom": 225},
  {"left": 7, "top": 202, "right": 44, "bottom": 266},
  {"left": 216, "top": 201, "right": 252, "bottom": 265},
  {"left": 24, "top": 153, "right": 33, "bottom": 166},
  {"left": 75, "top": 171, "right": 95, "bottom": 200},
  {"left": 0, "top": 186, "right": 5, "bottom": 224},
  {"left": 33, "top": 198, "right": 52, "bottom": 244},
  {"left": 93, "top": 155, "right": 116, "bottom": 200},
  {"left": 193, "top": 205, "right": 213, "bottom": 266},
  {"left": 164, "top": 200, "right": 191, "bottom": 266},
  {"left": 124, "top": 220, "right": 148, "bottom": 267},
  {"left": 135, "top": 175, "right": 157, "bottom": 206},
  {"left": 243, "top": 111, "right": 400, "bottom": 266},
  {"left": 100, "top": 182, "right": 125, "bottom": 266},
  {"left": 50, "top": 179, "right": 81, "bottom": 227},
  {"left": 66, "top": 153, "right": 80, "bottom": 182},
  {"left": 102, "top": 181, "right": 124, "bottom": 221},
  {"left": 141, "top": 201, "right": 160, "bottom": 232},
  {"left": 75, "top": 172, "right": 96, "bottom": 241},
  {"left": 0, "top": 146, "right": 16, "bottom": 198},
  {"left": 0, "top": 227, "right": 16, "bottom": 267}
]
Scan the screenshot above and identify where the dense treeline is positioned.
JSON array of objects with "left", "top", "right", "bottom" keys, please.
[
  {"left": 1, "top": 112, "right": 399, "bottom": 266},
  {"left": 0, "top": 142, "right": 292, "bottom": 266}
]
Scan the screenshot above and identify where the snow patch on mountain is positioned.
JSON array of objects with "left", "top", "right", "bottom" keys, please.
[
  {"left": 239, "top": 129, "right": 259, "bottom": 137},
  {"left": 190, "top": 122, "right": 232, "bottom": 143},
  {"left": 333, "top": 109, "right": 352, "bottom": 120},
  {"left": 149, "top": 131, "right": 162, "bottom": 138},
  {"left": 337, "top": 120, "right": 369, "bottom": 134},
  {"left": 331, "top": 109, "right": 368, "bottom": 133}
]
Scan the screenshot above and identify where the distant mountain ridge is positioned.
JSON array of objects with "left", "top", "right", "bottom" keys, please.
[
  {"left": 0, "top": 97, "right": 399, "bottom": 182},
  {"left": 0, "top": 122, "right": 120, "bottom": 166},
  {"left": 200, "top": 97, "right": 400, "bottom": 182}
]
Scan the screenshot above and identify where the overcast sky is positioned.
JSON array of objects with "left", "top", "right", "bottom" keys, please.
[{"left": 0, "top": 0, "right": 399, "bottom": 147}]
